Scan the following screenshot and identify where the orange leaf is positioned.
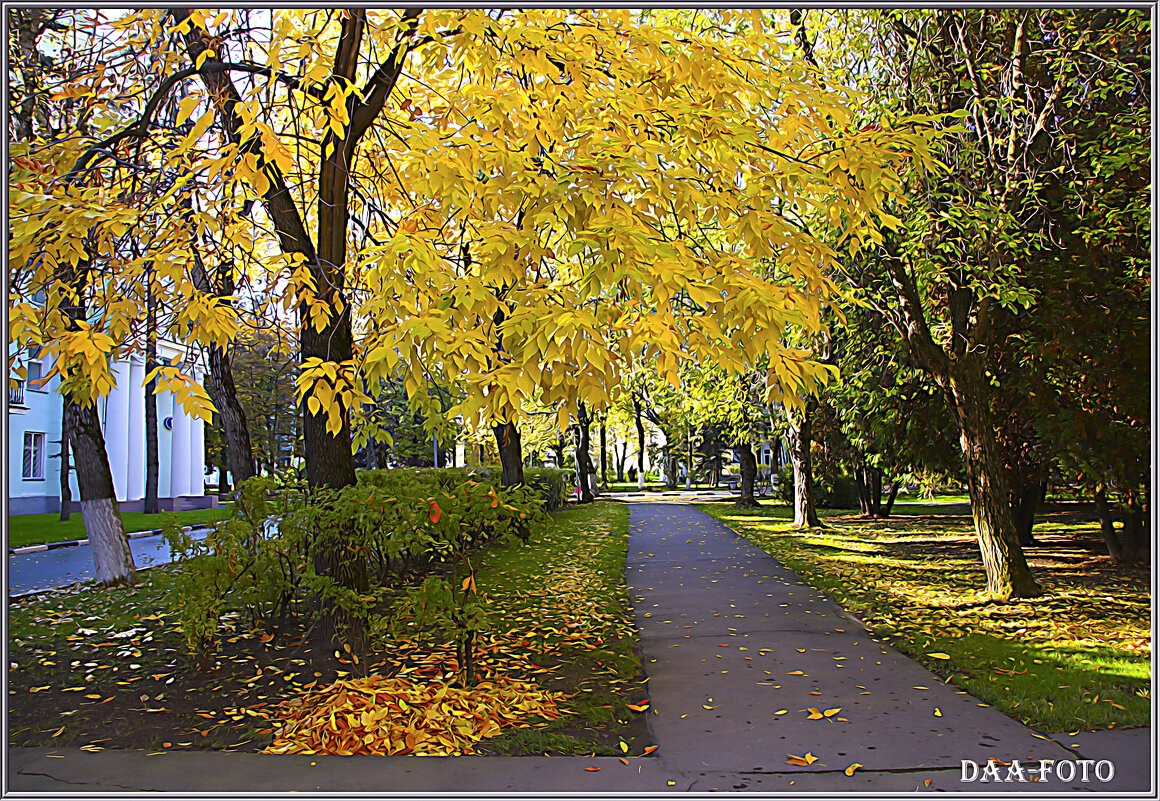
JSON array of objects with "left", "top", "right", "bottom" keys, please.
[
  {"left": 584, "top": 766, "right": 601, "bottom": 772},
  {"left": 429, "top": 501, "right": 442, "bottom": 523}
]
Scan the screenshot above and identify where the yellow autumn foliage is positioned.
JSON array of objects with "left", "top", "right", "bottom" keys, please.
[{"left": 263, "top": 675, "right": 568, "bottom": 756}]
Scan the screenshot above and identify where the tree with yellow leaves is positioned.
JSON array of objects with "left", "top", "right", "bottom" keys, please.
[{"left": 10, "top": 9, "right": 943, "bottom": 636}]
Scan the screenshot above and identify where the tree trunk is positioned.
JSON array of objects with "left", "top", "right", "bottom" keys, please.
[
  {"left": 552, "top": 434, "right": 566, "bottom": 473},
  {"left": 67, "top": 398, "right": 136, "bottom": 584},
  {"left": 1122, "top": 488, "right": 1146, "bottom": 562},
  {"left": 685, "top": 426, "right": 693, "bottom": 489},
  {"left": 633, "top": 396, "right": 646, "bottom": 490},
  {"left": 493, "top": 421, "right": 525, "bottom": 487},
  {"left": 599, "top": 420, "right": 608, "bottom": 489},
  {"left": 1094, "top": 485, "right": 1122, "bottom": 562},
  {"left": 734, "top": 441, "right": 760, "bottom": 508},
  {"left": 868, "top": 467, "right": 878, "bottom": 517},
  {"left": 664, "top": 445, "right": 678, "bottom": 490},
  {"left": 59, "top": 402, "right": 72, "bottom": 520},
  {"left": 575, "top": 402, "right": 594, "bottom": 503},
  {"left": 853, "top": 461, "right": 870, "bottom": 517},
  {"left": 614, "top": 440, "right": 626, "bottom": 482},
  {"left": 881, "top": 480, "right": 900, "bottom": 518},
  {"left": 948, "top": 370, "right": 1041, "bottom": 599},
  {"left": 1011, "top": 479, "right": 1044, "bottom": 546},
  {"left": 179, "top": 8, "right": 420, "bottom": 651},
  {"left": 785, "top": 402, "right": 821, "bottom": 528},
  {"left": 143, "top": 283, "right": 159, "bottom": 514},
  {"left": 189, "top": 248, "right": 256, "bottom": 487}
]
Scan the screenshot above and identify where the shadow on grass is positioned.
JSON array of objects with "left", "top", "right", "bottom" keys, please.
[{"left": 695, "top": 499, "right": 1151, "bottom": 732}]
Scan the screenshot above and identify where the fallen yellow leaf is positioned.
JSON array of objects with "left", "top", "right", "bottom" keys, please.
[
  {"left": 845, "top": 763, "right": 862, "bottom": 776},
  {"left": 786, "top": 752, "right": 819, "bottom": 766}
]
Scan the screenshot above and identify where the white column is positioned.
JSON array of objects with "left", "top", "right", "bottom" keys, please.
[
  {"left": 104, "top": 360, "right": 131, "bottom": 500},
  {"left": 158, "top": 392, "right": 173, "bottom": 501},
  {"left": 127, "top": 361, "right": 145, "bottom": 501},
  {"left": 171, "top": 396, "right": 191, "bottom": 498},
  {"left": 190, "top": 372, "right": 206, "bottom": 495}
]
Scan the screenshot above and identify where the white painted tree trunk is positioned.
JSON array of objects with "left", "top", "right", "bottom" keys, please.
[{"left": 81, "top": 498, "right": 136, "bottom": 584}]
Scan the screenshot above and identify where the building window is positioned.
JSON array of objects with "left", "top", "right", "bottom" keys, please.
[
  {"left": 26, "top": 360, "right": 45, "bottom": 390},
  {"left": 22, "top": 431, "right": 46, "bottom": 480}
]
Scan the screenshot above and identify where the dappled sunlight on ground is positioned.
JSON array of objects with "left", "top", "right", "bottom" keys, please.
[{"left": 698, "top": 500, "right": 1150, "bottom": 731}]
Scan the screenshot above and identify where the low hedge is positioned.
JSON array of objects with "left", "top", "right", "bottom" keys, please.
[
  {"left": 165, "top": 469, "right": 550, "bottom": 667},
  {"left": 360, "top": 467, "right": 569, "bottom": 512}
]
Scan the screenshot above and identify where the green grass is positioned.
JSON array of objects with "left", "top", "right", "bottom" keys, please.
[
  {"left": 695, "top": 499, "right": 1150, "bottom": 733},
  {"left": 6, "top": 507, "right": 230, "bottom": 549},
  {"left": 470, "top": 501, "right": 651, "bottom": 755}
]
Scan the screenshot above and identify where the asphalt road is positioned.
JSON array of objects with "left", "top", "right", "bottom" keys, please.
[{"left": 7, "top": 528, "right": 210, "bottom": 597}]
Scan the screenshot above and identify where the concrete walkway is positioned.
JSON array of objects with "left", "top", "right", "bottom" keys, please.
[{"left": 7, "top": 502, "right": 1151, "bottom": 793}]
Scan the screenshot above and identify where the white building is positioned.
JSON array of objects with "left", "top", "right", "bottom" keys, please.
[{"left": 8, "top": 340, "right": 211, "bottom": 515}]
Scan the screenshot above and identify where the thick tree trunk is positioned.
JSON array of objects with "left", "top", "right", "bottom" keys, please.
[
  {"left": 633, "top": 397, "right": 646, "bottom": 490},
  {"left": 664, "top": 446, "right": 678, "bottom": 490},
  {"left": 1094, "top": 485, "right": 1122, "bottom": 562},
  {"left": 948, "top": 370, "right": 1040, "bottom": 598},
  {"left": 59, "top": 403, "right": 72, "bottom": 520},
  {"left": 179, "top": 8, "right": 420, "bottom": 651},
  {"left": 1011, "top": 479, "right": 1045, "bottom": 546},
  {"left": 1122, "top": 488, "right": 1147, "bottom": 561},
  {"left": 734, "top": 441, "right": 760, "bottom": 508},
  {"left": 575, "top": 402, "right": 594, "bottom": 503},
  {"left": 66, "top": 399, "right": 136, "bottom": 584},
  {"left": 785, "top": 402, "right": 821, "bottom": 528},
  {"left": 493, "top": 421, "right": 524, "bottom": 487}
]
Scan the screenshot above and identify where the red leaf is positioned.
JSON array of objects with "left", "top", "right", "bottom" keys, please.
[{"left": 429, "top": 501, "right": 442, "bottom": 524}]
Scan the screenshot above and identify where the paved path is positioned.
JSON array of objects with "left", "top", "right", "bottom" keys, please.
[
  {"left": 624, "top": 503, "right": 1149, "bottom": 792},
  {"left": 7, "top": 502, "right": 1151, "bottom": 793},
  {"left": 7, "top": 528, "right": 211, "bottom": 597}
]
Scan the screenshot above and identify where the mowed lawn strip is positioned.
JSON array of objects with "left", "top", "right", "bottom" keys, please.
[
  {"left": 696, "top": 499, "right": 1150, "bottom": 733},
  {"left": 8, "top": 500, "right": 648, "bottom": 757},
  {"left": 469, "top": 500, "right": 651, "bottom": 756},
  {"left": 7, "top": 507, "right": 231, "bottom": 550}
]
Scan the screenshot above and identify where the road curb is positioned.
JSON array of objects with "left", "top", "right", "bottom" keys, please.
[{"left": 8, "top": 526, "right": 196, "bottom": 555}]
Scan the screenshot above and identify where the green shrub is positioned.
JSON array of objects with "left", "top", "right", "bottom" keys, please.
[
  {"left": 522, "top": 467, "right": 569, "bottom": 511},
  {"left": 164, "top": 474, "right": 308, "bottom": 669},
  {"left": 777, "top": 464, "right": 795, "bottom": 505},
  {"left": 164, "top": 468, "right": 549, "bottom": 674},
  {"left": 775, "top": 464, "right": 859, "bottom": 509}
]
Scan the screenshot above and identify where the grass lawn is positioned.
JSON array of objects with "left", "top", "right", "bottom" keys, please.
[
  {"left": 7, "top": 507, "right": 231, "bottom": 550},
  {"left": 696, "top": 499, "right": 1150, "bottom": 733},
  {"left": 8, "top": 502, "right": 650, "bottom": 757}
]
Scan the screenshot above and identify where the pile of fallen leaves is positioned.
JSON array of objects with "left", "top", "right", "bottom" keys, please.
[{"left": 263, "top": 675, "right": 569, "bottom": 756}]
